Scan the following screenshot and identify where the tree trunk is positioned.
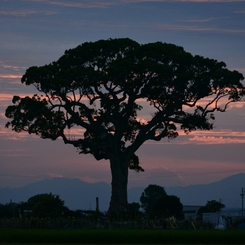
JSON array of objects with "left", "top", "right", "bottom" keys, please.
[{"left": 107, "top": 156, "right": 129, "bottom": 214}]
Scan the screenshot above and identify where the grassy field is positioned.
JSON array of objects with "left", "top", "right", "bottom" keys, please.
[
  {"left": 1, "top": 243, "right": 244, "bottom": 245},
  {"left": 0, "top": 229, "right": 245, "bottom": 244}
]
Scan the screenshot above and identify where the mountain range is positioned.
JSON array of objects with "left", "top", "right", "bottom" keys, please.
[{"left": 0, "top": 173, "right": 244, "bottom": 212}]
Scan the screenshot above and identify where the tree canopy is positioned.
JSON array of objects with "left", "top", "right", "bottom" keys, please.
[
  {"left": 27, "top": 193, "right": 66, "bottom": 218},
  {"left": 140, "top": 184, "right": 167, "bottom": 215},
  {"left": 5, "top": 38, "right": 245, "bottom": 213},
  {"left": 198, "top": 200, "right": 225, "bottom": 215},
  {"left": 154, "top": 195, "right": 183, "bottom": 218},
  {"left": 140, "top": 184, "right": 183, "bottom": 218}
]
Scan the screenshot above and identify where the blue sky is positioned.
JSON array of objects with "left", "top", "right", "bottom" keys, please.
[{"left": 0, "top": 0, "right": 245, "bottom": 189}]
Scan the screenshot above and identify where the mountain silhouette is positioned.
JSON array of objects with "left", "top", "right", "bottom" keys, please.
[
  {"left": 0, "top": 173, "right": 244, "bottom": 211},
  {"left": 129, "top": 173, "right": 245, "bottom": 209},
  {"left": 0, "top": 178, "right": 110, "bottom": 211},
  {"left": 166, "top": 173, "right": 245, "bottom": 208}
]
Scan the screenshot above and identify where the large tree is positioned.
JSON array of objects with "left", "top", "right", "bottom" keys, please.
[
  {"left": 5, "top": 38, "right": 244, "bottom": 213},
  {"left": 140, "top": 184, "right": 167, "bottom": 216}
]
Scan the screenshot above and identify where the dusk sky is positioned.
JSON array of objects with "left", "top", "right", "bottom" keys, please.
[{"left": 1, "top": 0, "right": 245, "bottom": 190}]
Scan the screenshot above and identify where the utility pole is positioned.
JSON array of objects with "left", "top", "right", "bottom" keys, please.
[
  {"left": 96, "top": 197, "right": 99, "bottom": 212},
  {"left": 240, "top": 188, "right": 245, "bottom": 222}
]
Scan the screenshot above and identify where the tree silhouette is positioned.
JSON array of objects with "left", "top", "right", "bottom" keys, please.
[
  {"left": 154, "top": 195, "right": 183, "bottom": 218},
  {"left": 140, "top": 184, "right": 167, "bottom": 216},
  {"left": 27, "top": 193, "right": 65, "bottom": 218},
  {"left": 140, "top": 184, "right": 183, "bottom": 218},
  {"left": 198, "top": 200, "right": 225, "bottom": 215},
  {"left": 5, "top": 38, "right": 244, "bottom": 213}
]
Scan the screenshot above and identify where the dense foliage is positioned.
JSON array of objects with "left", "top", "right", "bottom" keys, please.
[
  {"left": 140, "top": 184, "right": 183, "bottom": 218},
  {"left": 198, "top": 200, "right": 225, "bottom": 215}
]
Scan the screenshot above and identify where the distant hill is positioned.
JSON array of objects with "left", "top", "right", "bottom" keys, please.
[
  {"left": 129, "top": 173, "right": 245, "bottom": 209},
  {"left": 0, "top": 173, "right": 244, "bottom": 211},
  {"left": 0, "top": 178, "right": 111, "bottom": 211}
]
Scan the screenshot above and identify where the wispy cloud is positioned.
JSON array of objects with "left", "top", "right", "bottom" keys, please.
[
  {"left": 234, "top": 10, "right": 245, "bottom": 14},
  {"left": 186, "top": 129, "right": 245, "bottom": 144},
  {"left": 73, "top": 20, "right": 245, "bottom": 37},
  {"left": 23, "top": 0, "right": 115, "bottom": 8},
  {"left": 179, "top": 18, "right": 215, "bottom": 23},
  {"left": 156, "top": 24, "right": 245, "bottom": 35},
  {"left": 0, "top": 61, "right": 26, "bottom": 72},
  {"left": 0, "top": 93, "right": 32, "bottom": 102},
  {"left": 0, "top": 172, "right": 63, "bottom": 179},
  {"left": 178, "top": 16, "right": 229, "bottom": 24},
  {"left": 0, "top": 75, "right": 22, "bottom": 79},
  {"left": 0, "top": 145, "right": 33, "bottom": 157},
  {"left": 46, "top": 173, "right": 64, "bottom": 178},
  {"left": 47, "top": 1, "right": 114, "bottom": 8},
  {"left": 144, "top": 129, "right": 245, "bottom": 145},
  {"left": 189, "top": 135, "right": 245, "bottom": 144},
  {"left": 0, "top": 126, "right": 29, "bottom": 141},
  {"left": 0, "top": 10, "right": 57, "bottom": 17}
]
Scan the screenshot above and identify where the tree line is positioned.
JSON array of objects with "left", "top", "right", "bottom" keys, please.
[{"left": 0, "top": 184, "right": 224, "bottom": 220}]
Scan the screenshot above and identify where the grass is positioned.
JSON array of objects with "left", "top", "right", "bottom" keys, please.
[
  {"left": 1, "top": 243, "right": 244, "bottom": 245},
  {"left": 0, "top": 229, "right": 245, "bottom": 244}
]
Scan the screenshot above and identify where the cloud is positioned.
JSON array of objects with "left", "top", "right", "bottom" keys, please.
[
  {"left": 156, "top": 24, "right": 245, "bottom": 35},
  {"left": 227, "top": 102, "right": 245, "bottom": 109},
  {"left": 46, "top": 173, "right": 64, "bottom": 178},
  {"left": 0, "top": 94, "right": 15, "bottom": 102},
  {"left": 234, "top": 10, "right": 245, "bottom": 14},
  {"left": 47, "top": 1, "right": 114, "bottom": 8},
  {"left": 0, "top": 128, "right": 33, "bottom": 141},
  {"left": 0, "top": 93, "right": 32, "bottom": 103},
  {"left": 0, "top": 10, "right": 57, "bottom": 17},
  {"left": 0, "top": 63, "right": 25, "bottom": 70},
  {"left": 0, "top": 75, "right": 22, "bottom": 79},
  {"left": 23, "top": 0, "right": 115, "bottom": 8},
  {"left": 65, "top": 15, "right": 245, "bottom": 39},
  {"left": 0, "top": 172, "right": 63, "bottom": 179},
  {"left": 0, "top": 147, "right": 32, "bottom": 157},
  {"left": 189, "top": 135, "right": 245, "bottom": 144},
  {"left": 186, "top": 129, "right": 245, "bottom": 144},
  {"left": 143, "top": 129, "right": 245, "bottom": 145},
  {"left": 179, "top": 18, "right": 215, "bottom": 23}
]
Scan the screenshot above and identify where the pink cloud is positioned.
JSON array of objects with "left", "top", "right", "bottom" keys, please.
[
  {"left": 0, "top": 94, "right": 36, "bottom": 106},
  {"left": 0, "top": 75, "right": 22, "bottom": 79},
  {"left": 143, "top": 129, "right": 245, "bottom": 145},
  {"left": 189, "top": 135, "right": 245, "bottom": 144}
]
